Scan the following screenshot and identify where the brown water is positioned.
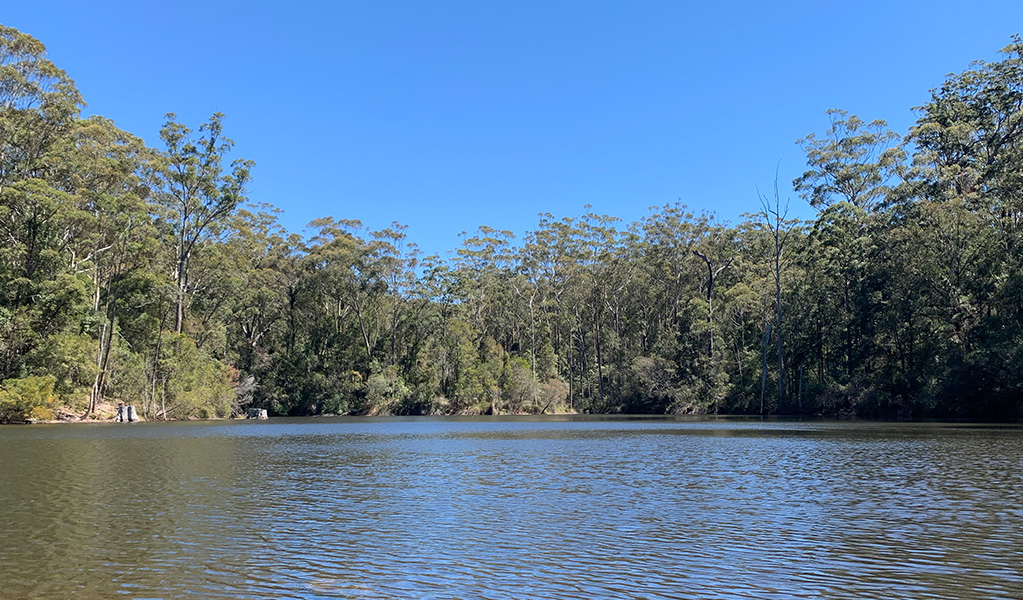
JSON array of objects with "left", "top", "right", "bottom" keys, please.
[{"left": 0, "top": 417, "right": 1020, "bottom": 599}]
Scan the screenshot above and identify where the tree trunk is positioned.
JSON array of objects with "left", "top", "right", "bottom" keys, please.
[
  {"left": 594, "top": 300, "right": 605, "bottom": 402},
  {"left": 693, "top": 250, "right": 734, "bottom": 360},
  {"left": 352, "top": 288, "right": 372, "bottom": 360},
  {"left": 86, "top": 293, "right": 117, "bottom": 418},
  {"left": 175, "top": 222, "right": 189, "bottom": 334},
  {"left": 760, "top": 322, "right": 772, "bottom": 417},
  {"left": 798, "top": 364, "right": 804, "bottom": 415},
  {"left": 773, "top": 218, "right": 785, "bottom": 409},
  {"left": 390, "top": 297, "right": 398, "bottom": 366},
  {"left": 528, "top": 294, "right": 537, "bottom": 377}
]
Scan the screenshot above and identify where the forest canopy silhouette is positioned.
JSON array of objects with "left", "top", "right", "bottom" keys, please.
[{"left": 2, "top": 25, "right": 1022, "bottom": 421}]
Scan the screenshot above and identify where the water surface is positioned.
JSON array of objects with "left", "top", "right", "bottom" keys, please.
[{"left": 1, "top": 417, "right": 1020, "bottom": 599}]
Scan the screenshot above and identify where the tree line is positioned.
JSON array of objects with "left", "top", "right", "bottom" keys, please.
[{"left": 2, "top": 25, "right": 1021, "bottom": 422}]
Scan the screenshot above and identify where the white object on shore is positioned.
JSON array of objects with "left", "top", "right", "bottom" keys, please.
[
  {"left": 246, "top": 408, "right": 268, "bottom": 419},
  {"left": 115, "top": 405, "right": 138, "bottom": 422}
]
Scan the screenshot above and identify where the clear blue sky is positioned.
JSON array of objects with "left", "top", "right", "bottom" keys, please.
[{"left": 5, "top": 1, "right": 1022, "bottom": 257}]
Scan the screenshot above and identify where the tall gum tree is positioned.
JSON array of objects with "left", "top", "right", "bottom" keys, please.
[
  {"left": 56, "top": 117, "right": 154, "bottom": 416},
  {"left": 371, "top": 222, "right": 420, "bottom": 367},
  {"left": 0, "top": 26, "right": 82, "bottom": 293},
  {"left": 157, "top": 112, "right": 252, "bottom": 335},
  {"left": 793, "top": 108, "right": 905, "bottom": 212},
  {"left": 0, "top": 26, "right": 85, "bottom": 384},
  {"left": 0, "top": 25, "right": 82, "bottom": 191},
  {"left": 909, "top": 36, "right": 1023, "bottom": 246}
]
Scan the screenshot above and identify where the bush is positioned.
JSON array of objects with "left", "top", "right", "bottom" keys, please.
[
  {"left": 0, "top": 375, "right": 58, "bottom": 423},
  {"left": 538, "top": 377, "right": 569, "bottom": 413},
  {"left": 363, "top": 364, "right": 410, "bottom": 415},
  {"left": 159, "top": 333, "right": 236, "bottom": 419},
  {"left": 500, "top": 355, "right": 537, "bottom": 413}
]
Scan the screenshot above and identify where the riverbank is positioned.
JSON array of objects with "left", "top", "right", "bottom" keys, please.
[{"left": 16, "top": 404, "right": 593, "bottom": 424}]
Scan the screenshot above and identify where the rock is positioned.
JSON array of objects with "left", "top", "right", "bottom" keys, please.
[
  {"left": 246, "top": 408, "right": 268, "bottom": 419},
  {"left": 116, "top": 405, "right": 140, "bottom": 422}
]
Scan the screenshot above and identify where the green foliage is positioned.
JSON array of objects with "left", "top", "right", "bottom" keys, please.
[
  {"left": 104, "top": 344, "right": 149, "bottom": 406},
  {"left": 794, "top": 109, "right": 905, "bottom": 210},
  {"left": 500, "top": 355, "right": 537, "bottom": 413},
  {"left": 537, "top": 377, "right": 569, "bottom": 413},
  {"left": 363, "top": 363, "right": 411, "bottom": 415},
  {"left": 25, "top": 332, "right": 97, "bottom": 404},
  {"left": 2, "top": 25, "right": 1022, "bottom": 423},
  {"left": 0, "top": 375, "right": 57, "bottom": 422},
  {"left": 158, "top": 334, "right": 236, "bottom": 419}
]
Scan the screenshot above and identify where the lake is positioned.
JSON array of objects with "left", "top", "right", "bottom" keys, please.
[{"left": 0, "top": 417, "right": 1020, "bottom": 599}]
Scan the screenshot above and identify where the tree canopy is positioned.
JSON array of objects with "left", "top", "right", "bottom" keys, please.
[{"left": 2, "top": 25, "right": 1021, "bottom": 422}]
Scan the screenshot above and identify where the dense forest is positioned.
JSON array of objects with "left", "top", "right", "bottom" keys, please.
[{"left": 2, "top": 25, "right": 1022, "bottom": 422}]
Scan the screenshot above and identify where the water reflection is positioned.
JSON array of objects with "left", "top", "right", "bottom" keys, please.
[{"left": 0, "top": 419, "right": 1020, "bottom": 599}]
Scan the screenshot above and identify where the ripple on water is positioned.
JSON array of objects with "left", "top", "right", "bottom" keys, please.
[{"left": 0, "top": 419, "right": 1021, "bottom": 599}]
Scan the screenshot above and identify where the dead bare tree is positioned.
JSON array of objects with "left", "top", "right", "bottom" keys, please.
[{"left": 759, "top": 174, "right": 797, "bottom": 412}]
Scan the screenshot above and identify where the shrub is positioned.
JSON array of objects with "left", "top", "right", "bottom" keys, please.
[{"left": 0, "top": 375, "right": 58, "bottom": 423}]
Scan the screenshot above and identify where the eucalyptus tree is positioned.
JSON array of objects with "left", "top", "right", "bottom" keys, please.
[
  {"left": 793, "top": 107, "right": 905, "bottom": 407},
  {"left": 222, "top": 205, "right": 293, "bottom": 373},
  {"left": 398, "top": 253, "right": 449, "bottom": 410},
  {"left": 453, "top": 226, "right": 516, "bottom": 346},
  {"left": 599, "top": 227, "right": 643, "bottom": 391},
  {"left": 899, "top": 36, "right": 1023, "bottom": 416},
  {"left": 689, "top": 220, "right": 738, "bottom": 412},
  {"left": 0, "top": 26, "right": 82, "bottom": 295},
  {"left": 449, "top": 226, "right": 525, "bottom": 413},
  {"left": 56, "top": 117, "right": 156, "bottom": 415},
  {"left": 157, "top": 112, "right": 252, "bottom": 335},
  {"left": 639, "top": 203, "right": 703, "bottom": 331},
  {"left": 509, "top": 256, "right": 541, "bottom": 377},
  {"left": 691, "top": 220, "right": 736, "bottom": 361},
  {"left": 371, "top": 222, "right": 420, "bottom": 367},
  {"left": 793, "top": 109, "right": 905, "bottom": 211},
  {"left": 0, "top": 25, "right": 82, "bottom": 190},
  {"left": 908, "top": 36, "right": 1023, "bottom": 220},
  {"left": 792, "top": 109, "right": 900, "bottom": 401},
  {"left": 305, "top": 217, "right": 380, "bottom": 365},
  {"left": 575, "top": 211, "right": 628, "bottom": 406},
  {"left": 0, "top": 27, "right": 100, "bottom": 405},
  {"left": 522, "top": 214, "right": 586, "bottom": 407}
]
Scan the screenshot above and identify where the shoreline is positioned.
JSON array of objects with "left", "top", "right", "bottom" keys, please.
[{"left": 13, "top": 412, "right": 1023, "bottom": 425}]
